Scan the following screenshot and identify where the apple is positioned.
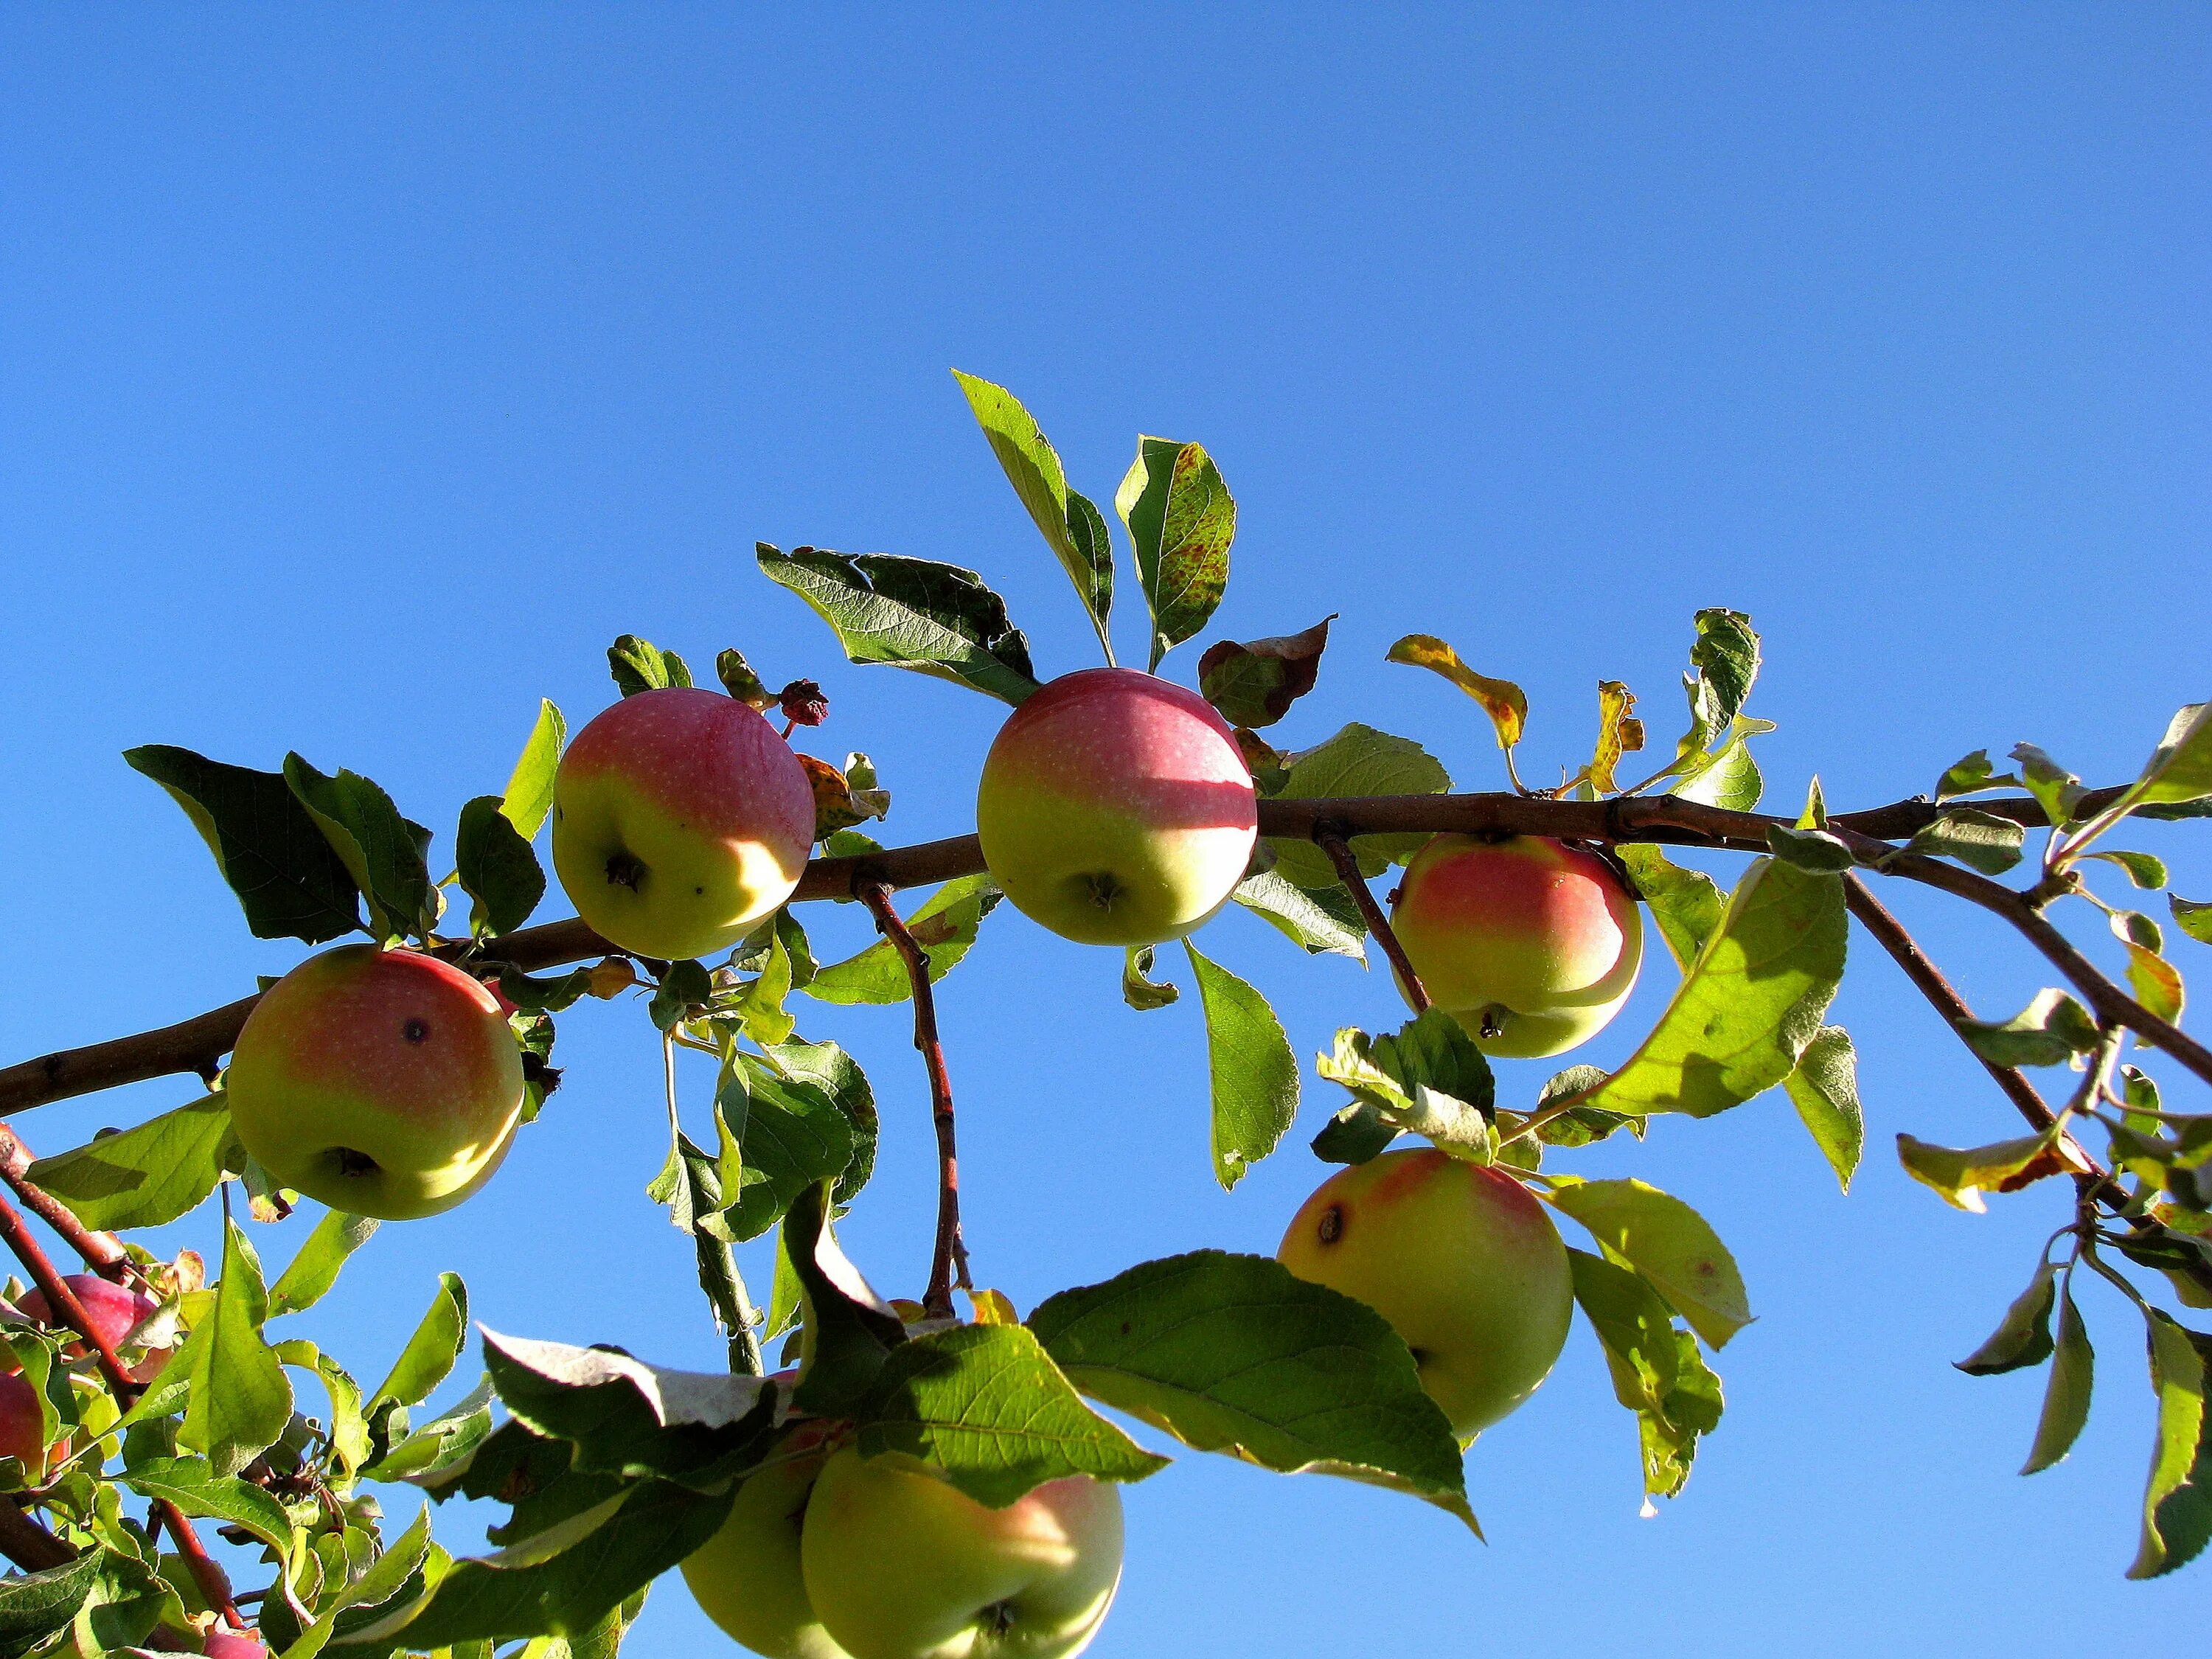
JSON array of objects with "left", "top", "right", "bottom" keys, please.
[
  {"left": 802, "top": 1448, "right": 1123, "bottom": 1659},
  {"left": 0, "top": 1371, "right": 55, "bottom": 1478},
  {"left": 552, "top": 687, "right": 815, "bottom": 961},
  {"left": 1390, "top": 833, "right": 1644, "bottom": 1059},
  {"left": 682, "top": 1426, "right": 852, "bottom": 1659},
  {"left": 1276, "top": 1147, "right": 1572, "bottom": 1439},
  {"left": 201, "top": 1632, "right": 270, "bottom": 1658},
  {"left": 975, "top": 668, "right": 1256, "bottom": 947},
  {"left": 19, "top": 1274, "right": 173, "bottom": 1383},
  {"left": 224, "top": 945, "right": 526, "bottom": 1221}
]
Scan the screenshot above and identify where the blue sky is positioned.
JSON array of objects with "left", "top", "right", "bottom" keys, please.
[{"left": 2, "top": 6, "right": 2208, "bottom": 1653}]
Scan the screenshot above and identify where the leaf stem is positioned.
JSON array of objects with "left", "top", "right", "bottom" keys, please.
[{"left": 855, "top": 879, "right": 969, "bottom": 1318}]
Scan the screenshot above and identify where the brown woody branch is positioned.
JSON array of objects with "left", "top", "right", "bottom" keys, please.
[
  {"left": 855, "top": 880, "right": 970, "bottom": 1320},
  {"left": 0, "top": 1491, "right": 74, "bottom": 1571},
  {"left": 0, "top": 1188, "right": 243, "bottom": 1630},
  {"left": 0, "top": 1127, "right": 130, "bottom": 1279},
  {"left": 1312, "top": 827, "right": 1430, "bottom": 1013},
  {"left": 1840, "top": 876, "right": 2212, "bottom": 1298},
  {"left": 4, "top": 786, "right": 2206, "bottom": 1118}
]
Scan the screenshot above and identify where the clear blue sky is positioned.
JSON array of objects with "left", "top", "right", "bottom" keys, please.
[{"left": 3, "top": 7, "right": 2208, "bottom": 1652}]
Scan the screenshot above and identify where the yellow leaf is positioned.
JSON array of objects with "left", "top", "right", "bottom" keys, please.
[{"left": 1386, "top": 634, "right": 1526, "bottom": 749}]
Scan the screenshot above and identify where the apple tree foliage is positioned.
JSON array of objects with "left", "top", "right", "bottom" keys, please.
[{"left": 0, "top": 369, "right": 2208, "bottom": 1654}]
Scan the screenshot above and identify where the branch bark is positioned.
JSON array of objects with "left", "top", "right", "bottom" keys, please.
[
  {"left": 0, "top": 1126, "right": 130, "bottom": 1279},
  {"left": 4, "top": 786, "right": 2205, "bottom": 1117},
  {"left": 855, "top": 880, "right": 970, "bottom": 1320},
  {"left": 1312, "top": 827, "right": 1429, "bottom": 1013},
  {"left": 0, "top": 1491, "right": 74, "bottom": 1571}
]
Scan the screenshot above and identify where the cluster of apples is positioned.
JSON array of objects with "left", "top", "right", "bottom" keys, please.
[
  {"left": 215, "top": 664, "right": 1644, "bottom": 1655},
  {"left": 683, "top": 1419, "right": 1123, "bottom": 1659}
]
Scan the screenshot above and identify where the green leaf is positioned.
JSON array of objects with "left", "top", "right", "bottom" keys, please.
[
  {"left": 1899, "top": 809, "right": 2026, "bottom": 876},
  {"left": 717, "top": 1054, "right": 859, "bottom": 1243},
  {"left": 120, "top": 1455, "right": 293, "bottom": 1559},
  {"left": 456, "top": 796, "right": 546, "bottom": 937},
  {"left": 857, "top": 1322, "right": 1167, "bottom": 1507},
  {"left": 2176, "top": 895, "right": 2212, "bottom": 947},
  {"left": 1385, "top": 634, "right": 1526, "bottom": 751},
  {"left": 1197, "top": 617, "right": 1332, "bottom": 729},
  {"left": 123, "top": 745, "right": 363, "bottom": 943},
  {"left": 2126, "top": 941, "right": 2185, "bottom": 1027},
  {"left": 501, "top": 699, "right": 568, "bottom": 840},
  {"left": 1116, "top": 437, "right": 1237, "bottom": 669},
  {"left": 1183, "top": 941, "right": 1299, "bottom": 1190},
  {"left": 762, "top": 1039, "right": 879, "bottom": 1205},
  {"left": 1546, "top": 1178, "right": 1753, "bottom": 1349},
  {"left": 24, "top": 1094, "right": 237, "bottom": 1230},
  {"left": 1309, "top": 1102, "right": 1397, "bottom": 1166},
  {"left": 1672, "top": 720, "right": 1768, "bottom": 811},
  {"left": 1568, "top": 1250, "right": 1723, "bottom": 1501},
  {"left": 283, "top": 754, "right": 436, "bottom": 942},
  {"left": 2125, "top": 703, "right": 2212, "bottom": 809},
  {"left": 716, "top": 645, "right": 774, "bottom": 709},
  {"left": 267, "top": 1210, "right": 380, "bottom": 1318},
  {"left": 277, "top": 1503, "right": 437, "bottom": 1657},
  {"left": 170, "top": 1216, "right": 292, "bottom": 1477},
  {"left": 1121, "top": 946, "right": 1179, "bottom": 1011},
  {"left": 951, "top": 370, "right": 1113, "bottom": 661},
  {"left": 1315, "top": 1011, "right": 1496, "bottom": 1161},
  {"left": 757, "top": 544, "right": 1040, "bottom": 706},
  {"left": 0, "top": 1552, "right": 103, "bottom": 1659},
  {"left": 1230, "top": 868, "right": 1366, "bottom": 959},
  {"left": 2011, "top": 742, "right": 2084, "bottom": 829},
  {"left": 1895, "top": 1131, "right": 2078, "bottom": 1213},
  {"left": 607, "top": 634, "right": 692, "bottom": 695},
  {"left": 371, "top": 1272, "right": 469, "bottom": 1413},
  {"left": 481, "top": 1331, "right": 775, "bottom": 1484},
  {"left": 1029, "top": 1251, "right": 1477, "bottom": 1531},
  {"left": 1955, "top": 1259, "right": 2059, "bottom": 1375},
  {"left": 1615, "top": 844, "right": 1725, "bottom": 970},
  {"left": 1953, "top": 989, "right": 2101, "bottom": 1068},
  {"left": 1687, "top": 608, "right": 1760, "bottom": 725},
  {"left": 359, "top": 1481, "right": 727, "bottom": 1649},
  {"left": 2129, "top": 1310, "right": 2212, "bottom": 1578},
  {"left": 1784, "top": 1027, "right": 1864, "bottom": 1192},
  {"left": 1764, "top": 824, "right": 1856, "bottom": 873},
  {"left": 1935, "top": 749, "right": 2019, "bottom": 802},
  {"left": 268, "top": 1337, "right": 372, "bottom": 1475},
  {"left": 1574, "top": 858, "right": 1846, "bottom": 1119},
  {"left": 2021, "top": 1281, "right": 2093, "bottom": 1475},
  {"left": 2085, "top": 849, "right": 2168, "bottom": 890},
  {"left": 803, "top": 874, "right": 1001, "bottom": 1004},
  {"left": 1265, "top": 723, "right": 1451, "bottom": 887},
  {"left": 498, "top": 962, "right": 597, "bottom": 1013},
  {"left": 784, "top": 1183, "right": 906, "bottom": 1420}
]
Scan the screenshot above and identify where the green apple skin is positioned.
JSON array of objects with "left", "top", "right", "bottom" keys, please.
[
  {"left": 801, "top": 1449, "right": 1124, "bottom": 1659},
  {"left": 1277, "top": 1147, "right": 1572, "bottom": 1439},
  {"left": 975, "top": 668, "right": 1256, "bottom": 948},
  {"left": 1391, "top": 833, "right": 1644, "bottom": 1059},
  {"left": 682, "top": 1428, "right": 853, "bottom": 1659},
  {"left": 224, "top": 945, "right": 526, "bottom": 1221},
  {"left": 552, "top": 687, "right": 815, "bottom": 961}
]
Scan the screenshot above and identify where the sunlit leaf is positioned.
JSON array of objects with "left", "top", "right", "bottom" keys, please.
[
  {"left": 1546, "top": 1177, "right": 1752, "bottom": 1349},
  {"left": 1184, "top": 941, "right": 1299, "bottom": 1189},
  {"left": 1116, "top": 437, "right": 1236, "bottom": 669},
  {"left": 1385, "top": 634, "right": 1526, "bottom": 751}
]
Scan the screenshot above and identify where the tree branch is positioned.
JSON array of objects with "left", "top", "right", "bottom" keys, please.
[
  {"left": 1840, "top": 875, "right": 2212, "bottom": 1297},
  {"left": 855, "top": 880, "right": 970, "bottom": 1319},
  {"left": 0, "top": 1491, "right": 74, "bottom": 1571},
  {"left": 4, "top": 786, "right": 2205, "bottom": 1117},
  {"left": 1312, "top": 827, "right": 1429, "bottom": 1012},
  {"left": 0, "top": 1127, "right": 129, "bottom": 1279}
]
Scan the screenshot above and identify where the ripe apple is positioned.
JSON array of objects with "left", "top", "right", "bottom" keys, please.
[
  {"left": 201, "top": 1632, "right": 269, "bottom": 1658},
  {"left": 1390, "top": 832, "right": 1644, "bottom": 1058},
  {"left": 224, "top": 945, "right": 526, "bottom": 1221},
  {"left": 19, "top": 1274, "right": 173, "bottom": 1383},
  {"left": 1277, "top": 1147, "right": 1572, "bottom": 1439},
  {"left": 975, "top": 668, "right": 1256, "bottom": 947},
  {"left": 552, "top": 687, "right": 815, "bottom": 961},
  {"left": 801, "top": 1448, "right": 1123, "bottom": 1659},
  {"left": 0, "top": 1371, "right": 55, "bottom": 1478},
  {"left": 681, "top": 1426, "right": 852, "bottom": 1659}
]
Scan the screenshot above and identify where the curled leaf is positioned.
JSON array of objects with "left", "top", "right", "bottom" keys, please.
[
  {"left": 1197, "top": 616, "right": 1333, "bottom": 728},
  {"left": 1385, "top": 634, "right": 1526, "bottom": 751}
]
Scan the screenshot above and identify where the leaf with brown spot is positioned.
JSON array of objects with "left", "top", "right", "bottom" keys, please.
[
  {"left": 1197, "top": 616, "right": 1334, "bottom": 729},
  {"left": 1117, "top": 437, "right": 1237, "bottom": 670},
  {"left": 1590, "top": 681, "right": 1644, "bottom": 793},
  {"left": 1385, "top": 635, "right": 1527, "bottom": 751},
  {"left": 799, "top": 754, "right": 891, "bottom": 842}
]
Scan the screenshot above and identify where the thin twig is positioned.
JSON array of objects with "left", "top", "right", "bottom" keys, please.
[
  {"left": 0, "top": 1186, "right": 244, "bottom": 1628},
  {"left": 0, "top": 1126, "right": 130, "bottom": 1279},
  {"left": 1840, "top": 875, "right": 2212, "bottom": 1297},
  {"left": 855, "top": 879, "right": 969, "bottom": 1318},
  {"left": 1312, "top": 826, "right": 1430, "bottom": 1012}
]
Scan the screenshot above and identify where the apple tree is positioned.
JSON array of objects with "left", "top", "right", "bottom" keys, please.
[{"left": 0, "top": 371, "right": 2206, "bottom": 1656}]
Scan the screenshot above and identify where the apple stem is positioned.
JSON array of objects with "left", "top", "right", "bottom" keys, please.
[
  {"left": 855, "top": 878, "right": 970, "bottom": 1318},
  {"left": 1312, "top": 827, "right": 1432, "bottom": 1015},
  {"left": 0, "top": 1180, "right": 248, "bottom": 1628}
]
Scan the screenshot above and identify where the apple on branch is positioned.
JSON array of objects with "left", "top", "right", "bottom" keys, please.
[
  {"left": 975, "top": 668, "right": 1256, "bottom": 947},
  {"left": 1391, "top": 832, "right": 1644, "bottom": 1058},
  {"left": 224, "top": 945, "right": 526, "bottom": 1221},
  {"left": 18, "top": 1273, "right": 173, "bottom": 1383},
  {"left": 552, "top": 686, "right": 816, "bottom": 961},
  {"left": 1278, "top": 1147, "right": 1573, "bottom": 1439}
]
